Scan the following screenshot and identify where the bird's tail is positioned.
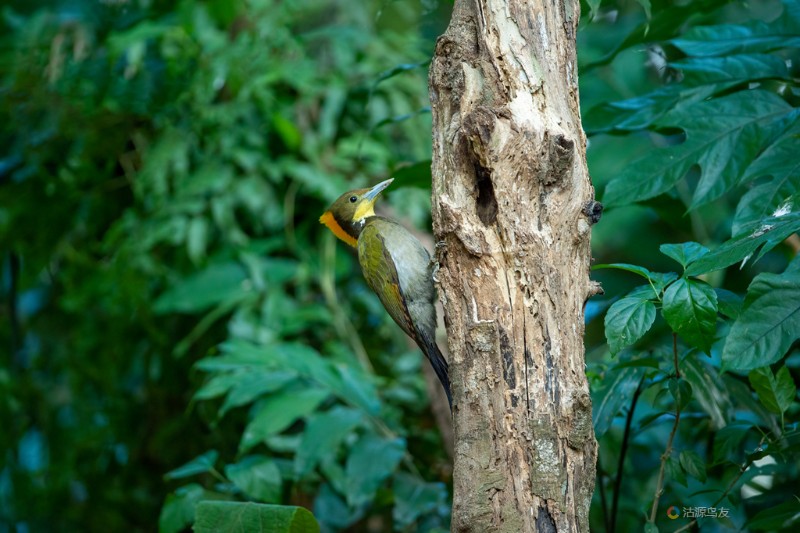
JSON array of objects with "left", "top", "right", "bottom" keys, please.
[{"left": 417, "top": 331, "right": 452, "bottom": 411}]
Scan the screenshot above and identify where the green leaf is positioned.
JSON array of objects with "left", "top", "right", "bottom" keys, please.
[
  {"left": 713, "top": 422, "right": 753, "bottom": 464},
  {"left": 225, "top": 456, "right": 283, "bottom": 503},
  {"left": 154, "top": 262, "right": 248, "bottom": 314},
  {"left": 662, "top": 278, "right": 718, "bottom": 353},
  {"left": 748, "top": 366, "right": 796, "bottom": 415},
  {"left": 679, "top": 450, "right": 707, "bottom": 482},
  {"left": 715, "top": 288, "right": 743, "bottom": 319},
  {"left": 159, "top": 484, "right": 206, "bottom": 533},
  {"left": 604, "top": 296, "right": 657, "bottom": 355},
  {"left": 344, "top": 434, "right": 405, "bottom": 507},
  {"left": 593, "top": 263, "right": 652, "bottom": 280},
  {"left": 194, "top": 501, "right": 320, "bottom": 533},
  {"left": 194, "top": 374, "right": 242, "bottom": 401},
  {"left": 682, "top": 356, "right": 732, "bottom": 429},
  {"left": 603, "top": 91, "right": 797, "bottom": 208},
  {"left": 666, "top": 456, "right": 687, "bottom": 488},
  {"left": 722, "top": 271, "right": 800, "bottom": 370},
  {"left": 392, "top": 160, "right": 432, "bottom": 189},
  {"left": 674, "top": 53, "right": 790, "bottom": 86},
  {"left": 187, "top": 216, "right": 209, "bottom": 264},
  {"left": 295, "top": 407, "right": 363, "bottom": 478},
  {"left": 220, "top": 371, "right": 297, "bottom": 416},
  {"left": 669, "top": 378, "right": 693, "bottom": 411},
  {"left": 392, "top": 472, "right": 448, "bottom": 529},
  {"left": 660, "top": 242, "right": 709, "bottom": 269},
  {"left": 240, "top": 388, "right": 329, "bottom": 452},
  {"left": 747, "top": 498, "right": 800, "bottom": 531},
  {"left": 164, "top": 450, "right": 219, "bottom": 481},
  {"left": 671, "top": 5, "right": 800, "bottom": 57},
  {"left": 635, "top": 0, "right": 651, "bottom": 19},
  {"left": 591, "top": 366, "right": 644, "bottom": 438},
  {"left": 686, "top": 212, "right": 800, "bottom": 275},
  {"left": 734, "top": 180, "right": 800, "bottom": 236},
  {"left": 586, "top": 0, "right": 601, "bottom": 18}
]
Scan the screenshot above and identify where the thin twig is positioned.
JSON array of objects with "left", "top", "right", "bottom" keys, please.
[
  {"left": 648, "top": 338, "right": 683, "bottom": 524},
  {"left": 611, "top": 377, "right": 644, "bottom": 533}
]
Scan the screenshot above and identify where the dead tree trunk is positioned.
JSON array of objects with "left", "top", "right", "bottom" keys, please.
[{"left": 429, "top": 1, "right": 600, "bottom": 531}]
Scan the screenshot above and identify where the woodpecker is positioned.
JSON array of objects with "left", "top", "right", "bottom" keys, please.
[{"left": 320, "top": 179, "right": 452, "bottom": 409}]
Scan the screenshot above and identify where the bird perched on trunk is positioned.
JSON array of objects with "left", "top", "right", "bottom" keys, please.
[{"left": 319, "top": 179, "right": 452, "bottom": 409}]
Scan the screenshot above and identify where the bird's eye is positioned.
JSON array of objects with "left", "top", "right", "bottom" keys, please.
[{"left": 349, "top": 196, "right": 357, "bottom": 203}]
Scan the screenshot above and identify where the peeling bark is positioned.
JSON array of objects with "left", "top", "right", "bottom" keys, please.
[{"left": 428, "top": 1, "right": 598, "bottom": 531}]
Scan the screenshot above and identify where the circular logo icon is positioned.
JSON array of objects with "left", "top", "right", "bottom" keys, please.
[{"left": 667, "top": 506, "right": 680, "bottom": 519}]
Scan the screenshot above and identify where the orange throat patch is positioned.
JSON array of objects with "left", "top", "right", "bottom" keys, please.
[{"left": 320, "top": 211, "right": 358, "bottom": 247}]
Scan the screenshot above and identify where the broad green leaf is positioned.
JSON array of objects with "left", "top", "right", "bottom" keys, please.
[
  {"left": 164, "top": 450, "right": 219, "bottom": 481},
  {"left": 194, "top": 373, "right": 242, "bottom": 401},
  {"left": 675, "top": 53, "right": 790, "bottom": 86},
  {"left": 662, "top": 278, "right": 718, "bottom": 353},
  {"left": 194, "top": 502, "right": 319, "bottom": 533},
  {"left": 344, "top": 434, "right": 405, "bottom": 507},
  {"left": 686, "top": 212, "right": 800, "bottom": 275},
  {"left": 635, "top": 0, "right": 651, "bottom": 19},
  {"left": 679, "top": 450, "right": 707, "bottom": 482},
  {"left": 586, "top": 53, "right": 788, "bottom": 133},
  {"left": 586, "top": 0, "right": 601, "bottom": 18},
  {"left": 603, "top": 91, "right": 797, "bottom": 208},
  {"left": 582, "top": 0, "right": 730, "bottom": 71},
  {"left": 591, "top": 366, "right": 644, "bottom": 438},
  {"left": 722, "top": 271, "right": 800, "bottom": 370},
  {"left": 725, "top": 376, "right": 781, "bottom": 435},
  {"left": 240, "top": 388, "right": 329, "bottom": 452},
  {"left": 154, "top": 262, "right": 248, "bottom": 314},
  {"left": 159, "top": 484, "right": 206, "bottom": 533},
  {"left": 295, "top": 407, "right": 363, "bottom": 477},
  {"left": 392, "top": 160, "right": 432, "bottom": 189},
  {"left": 669, "top": 378, "right": 693, "bottom": 411},
  {"left": 666, "top": 457, "right": 687, "bottom": 488},
  {"left": 715, "top": 288, "right": 743, "bottom": 319},
  {"left": 734, "top": 180, "right": 800, "bottom": 236},
  {"left": 225, "top": 456, "right": 282, "bottom": 503},
  {"left": 747, "top": 498, "right": 800, "bottom": 531},
  {"left": 312, "top": 483, "right": 361, "bottom": 529},
  {"left": 741, "top": 119, "right": 800, "bottom": 186},
  {"left": 671, "top": 2, "right": 800, "bottom": 57},
  {"left": 748, "top": 366, "right": 796, "bottom": 415},
  {"left": 660, "top": 242, "right": 709, "bottom": 269},
  {"left": 220, "top": 371, "right": 297, "bottom": 416},
  {"left": 682, "top": 357, "right": 732, "bottom": 429},
  {"left": 335, "top": 365, "right": 381, "bottom": 415},
  {"left": 713, "top": 422, "right": 753, "bottom": 465},
  {"left": 392, "top": 472, "right": 448, "bottom": 529},
  {"left": 604, "top": 296, "right": 657, "bottom": 355}
]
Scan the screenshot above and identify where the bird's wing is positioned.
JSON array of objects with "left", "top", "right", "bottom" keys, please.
[{"left": 358, "top": 224, "right": 416, "bottom": 339}]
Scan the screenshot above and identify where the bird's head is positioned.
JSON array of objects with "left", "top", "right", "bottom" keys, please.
[{"left": 319, "top": 178, "right": 394, "bottom": 247}]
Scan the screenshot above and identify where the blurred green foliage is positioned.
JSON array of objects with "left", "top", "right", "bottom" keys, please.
[{"left": 2, "top": 0, "right": 799, "bottom": 532}]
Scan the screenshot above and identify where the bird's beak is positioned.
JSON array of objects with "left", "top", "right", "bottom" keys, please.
[{"left": 363, "top": 178, "right": 394, "bottom": 202}]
